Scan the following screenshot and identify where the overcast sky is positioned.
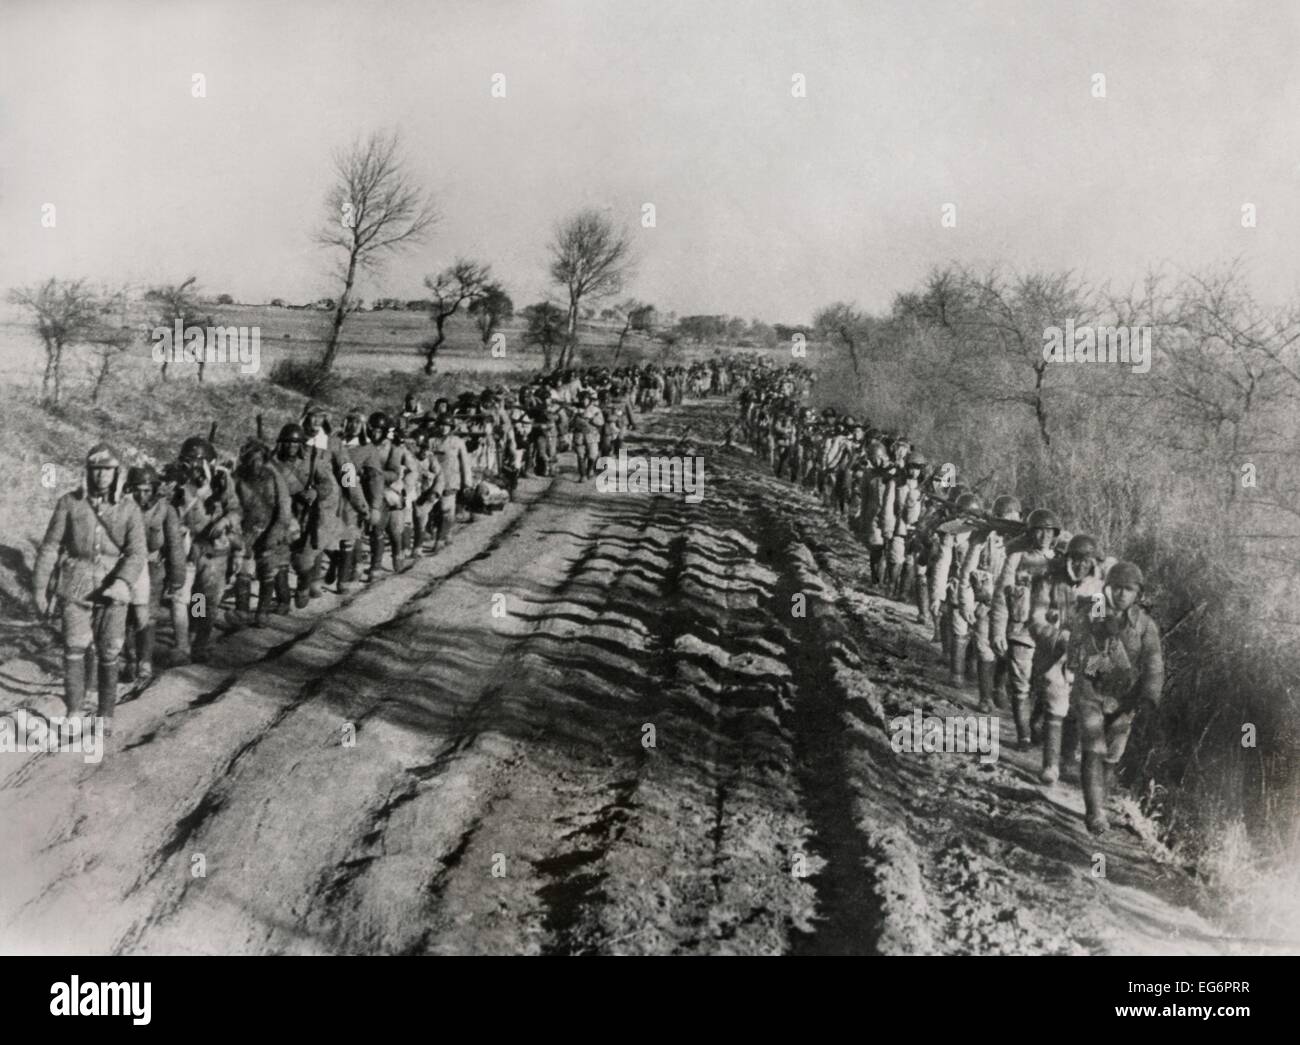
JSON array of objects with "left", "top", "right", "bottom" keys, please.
[{"left": 3, "top": 0, "right": 1299, "bottom": 323}]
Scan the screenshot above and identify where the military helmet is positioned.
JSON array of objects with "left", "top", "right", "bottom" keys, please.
[
  {"left": 1025, "top": 508, "right": 1061, "bottom": 533},
  {"left": 1107, "top": 561, "right": 1145, "bottom": 590},
  {"left": 277, "top": 422, "right": 306, "bottom": 444},
  {"left": 179, "top": 435, "right": 216, "bottom": 463},
  {"left": 1067, "top": 534, "right": 1099, "bottom": 559},
  {"left": 955, "top": 492, "right": 983, "bottom": 513},
  {"left": 86, "top": 443, "right": 121, "bottom": 470},
  {"left": 126, "top": 463, "right": 160, "bottom": 489},
  {"left": 905, "top": 451, "right": 928, "bottom": 469},
  {"left": 239, "top": 437, "right": 272, "bottom": 461},
  {"left": 992, "top": 494, "right": 1022, "bottom": 519}
]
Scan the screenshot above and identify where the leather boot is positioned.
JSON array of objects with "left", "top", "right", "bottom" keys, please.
[
  {"left": 308, "top": 557, "right": 324, "bottom": 598},
  {"left": 294, "top": 570, "right": 311, "bottom": 608},
  {"left": 1011, "top": 695, "right": 1033, "bottom": 750},
  {"left": 324, "top": 551, "right": 338, "bottom": 586},
  {"left": 368, "top": 529, "right": 386, "bottom": 580},
  {"left": 170, "top": 595, "right": 191, "bottom": 663},
  {"left": 63, "top": 651, "right": 87, "bottom": 717},
  {"left": 136, "top": 624, "right": 155, "bottom": 685},
  {"left": 234, "top": 575, "right": 253, "bottom": 626},
  {"left": 274, "top": 568, "right": 292, "bottom": 613},
  {"left": 1039, "top": 714, "right": 1064, "bottom": 783},
  {"left": 976, "top": 659, "right": 995, "bottom": 712},
  {"left": 949, "top": 635, "right": 966, "bottom": 688},
  {"left": 338, "top": 542, "right": 356, "bottom": 593},
  {"left": 96, "top": 656, "right": 120, "bottom": 722},
  {"left": 894, "top": 562, "right": 912, "bottom": 603},
  {"left": 1082, "top": 753, "right": 1109, "bottom": 834},
  {"left": 993, "top": 656, "right": 1011, "bottom": 710}
]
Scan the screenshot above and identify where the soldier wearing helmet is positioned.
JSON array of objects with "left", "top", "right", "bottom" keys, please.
[
  {"left": 886, "top": 450, "right": 926, "bottom": 605},
  {"left": 121, "top": 463, "right": 187, "bottom": 688},
  {"left": 929, "top": 491, "right": 984, "bottom": 687},
  {"left": 1026, "top": 532, "right": 1106, "bottom": 784},
  {"left": 275, "top": 422, "right": 343, "bottom": 605},
  {"left": 355, "top": 411, "right": 413, "bottom": 577},
  {"left": 956, "top": 493, "right": 1022, "bottom": 712},
  {"left": 233, "top": 437, "right": 294, "bottom": 622},
  {"left": 170, "top": 433, "right": 242, "bottom": 662},
  {"left": 33, "top": 443, "right": 147, "bottom": 733},
  {"left": 429, "top": 412, "right": 474, "bottom": 551},
  {"left": 858, "top": 440, "right": 893, "bottom": 584},
  {"left": 1067, "top": 560, "right": 1164, "bottom": 834},
  {"left": 989, "top": 506, "right": 1061, "bottom": 748}
]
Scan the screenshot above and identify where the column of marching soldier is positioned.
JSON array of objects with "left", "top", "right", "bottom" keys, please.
[
  {"left": 28, "top": 354, "right": 1158, "bottom": 836},
  {"left": 26, "top": 362, "right": 713, "bottom": 749},
  {"left": 735, "top": 360, "right": 1164, "bottom": 837}
]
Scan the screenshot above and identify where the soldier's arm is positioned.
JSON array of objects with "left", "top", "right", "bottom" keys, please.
[
  {"left": 107, "top": 501, "right": 147, "bottom": 589},
  {"left": 929, "top": 534, "right": 955, "bottom": 607},
  {"left": 459, "top": 443, "right": 475, "bottom": 487},
  {"left": 33, "top": 495, "right": 71, "bottom": 598},
  {"left": 163, "top": 504, "right": 187, "bottom": 589},
  {"left": 989, "top": 551, "right": 1017, "bottom": 638}
]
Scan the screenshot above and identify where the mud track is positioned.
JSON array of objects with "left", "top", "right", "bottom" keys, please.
[{"left": 0, "top": 401, "right": 1233, "bottom": 954}]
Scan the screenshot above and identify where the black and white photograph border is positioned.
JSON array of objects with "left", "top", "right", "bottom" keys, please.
[{"left": 0, "top": 0, "right": 1297, "bottom": 960}]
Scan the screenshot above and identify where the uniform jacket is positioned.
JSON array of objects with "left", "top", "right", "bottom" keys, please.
[
  {"left": 35, "top": 487, "right": 147, "bottom": 604},
  {"left": 174, "top": 468, "right": 242, "bottom": 558},
  {"left": 430, "top": 433, "right": 474, "bottom": 492},
  {"left": 1067, "top": 602, "right": 1165, "bottom": 712},
  {"left": 139, "top": 496, "right": 187, "bottom": 588},
  {"left": 989, "top": 539, "right": 1055, "bottom": 646},
  {"left": 235, "top": 463, "right": 293, "bottom": 554},
  {"left": 957, "top": 527, "right": 1007, "bottom": 619}
]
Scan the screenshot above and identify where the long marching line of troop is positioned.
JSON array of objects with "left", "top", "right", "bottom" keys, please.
[
  {"left": 28, "top": 361, "right": 729, "bottom": 749},
  {"left": 735, "top": 360, "right": 1164, "bottom": 837}
]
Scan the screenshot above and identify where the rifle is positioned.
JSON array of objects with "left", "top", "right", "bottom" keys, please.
[
  {"left": 208, "top": 420, "right": 219, "bottom": 444},
  {"left": 920, "top": 488, "right": 1026, "bottom": 539},
  {"left": 256, "top": 414, "right": 265, "bottom": 442}
]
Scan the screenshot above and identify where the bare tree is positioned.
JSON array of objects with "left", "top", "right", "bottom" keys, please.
[
  {"left": 421, "top": 259, "right": 490, "bottom": 372},
  {"left": 469, "top": 283, "right": 513, "bottom": 349},
  {"left": 548, "top": 208, "right": 634, "bottom": 371},
  {"left": 611, "top": 297, "right": 654, "bottom": 365},
  {"left": 86, "top": 285, "right": 135, "bottom": 405},
  {"left": 317, "top": 130, "right": 438, "bottom": 384},
  {"left": 522, "top": 302, "right": 567, "bottom": 371},
  {"left": 145, "top": 276, "right": 209, "bottom": 382},
  {"left": 8, "top": 278, "right": 101, "bottom": 407},
  {"left": 813, "top": 301, "right": 870, "bottom": 379}
]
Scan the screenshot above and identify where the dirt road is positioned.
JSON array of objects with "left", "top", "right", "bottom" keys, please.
[{"left": 0, "top": 400, "right": 1234, "bottom": 954}]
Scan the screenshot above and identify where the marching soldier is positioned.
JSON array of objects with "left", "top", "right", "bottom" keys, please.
[
  {"left": 274, "top": 423, "right": 343, "bottom": 606},
  {"left": 429, "top": 413, "right": 474, "bottom": 551},
  {"left": 122, "top": 464, "right": 186, "bottom": 686},
  {"left": 33, "top": 444, "right": 146, "bottom": 731},
  {"left": 171, "top": 435, "right": 241, "bottom": 662},
  {"left": 234, "top": 438, "right": 294, "bottom": 622},
  {"left": 957, "top": 494, "right": 1022, "bottom": 712},
  {"left": 1027, "top": 533, "right": 1107, "bottom": 783},
  {"left": 928, "top": 491, "right": 983, "bottom": 687},
  {"left": 990, "top": 507, "right": 1061, "bottom": 749},
  {"left": 1067, "top": 561, "right": 1164, "bottom": 834}
]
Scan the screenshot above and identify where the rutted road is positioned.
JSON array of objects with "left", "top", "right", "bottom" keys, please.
[{"left": 0, "top": 401, "right": 1232, "bottom": 954}]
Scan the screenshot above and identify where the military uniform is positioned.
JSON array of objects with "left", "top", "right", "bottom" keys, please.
[{"left": 33, "top": 445, "right": 146, "bottom": 724}]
